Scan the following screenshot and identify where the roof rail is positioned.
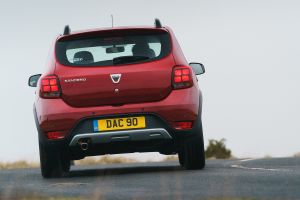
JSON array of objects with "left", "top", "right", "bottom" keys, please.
[
  {"left": 63, "top": 25, "right": 71, "bottom": 35},
  {"left": 155, "top": 18, "right": 162, "bottom": 28}
]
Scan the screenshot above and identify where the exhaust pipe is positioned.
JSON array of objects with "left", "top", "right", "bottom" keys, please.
[
  {"left": 80, "top": 142, "right": 89, "bottom": 151},
  {"left": 78, "top": 138, "right": 90, "bottom": 151}
]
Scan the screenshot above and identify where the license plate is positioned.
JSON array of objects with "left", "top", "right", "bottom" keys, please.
[{"left": 93, "top": 116, "right": 146, "bottom": 132}]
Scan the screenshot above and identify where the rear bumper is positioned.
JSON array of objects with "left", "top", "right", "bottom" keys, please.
[{"left": 35, "top": 86, "right": 200, "bottom": 135}]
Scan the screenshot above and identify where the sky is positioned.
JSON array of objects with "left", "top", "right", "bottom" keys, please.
[{"left": 0, "top": 0, "right": 300, "bottom": 162}]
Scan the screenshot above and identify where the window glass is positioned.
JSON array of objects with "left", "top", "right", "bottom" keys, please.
[{"left": 56, "top": 32, "right": 170, "bottom": 66}]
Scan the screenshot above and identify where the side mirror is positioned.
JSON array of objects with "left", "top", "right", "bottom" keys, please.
[
  {"left": 189, "top": 62, "right": 205, "bottom": 75},
  {"left": 28, "top": 74, "right": 41, "bottom": 87}
]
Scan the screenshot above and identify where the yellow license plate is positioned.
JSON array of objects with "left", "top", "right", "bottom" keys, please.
[{"left": 93, "top": 116, "right": 146, "bottom": 132}]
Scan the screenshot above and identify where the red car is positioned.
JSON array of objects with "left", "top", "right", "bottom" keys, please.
[{"left": 28, "top": 19, "right": 206, "bottom": 178}]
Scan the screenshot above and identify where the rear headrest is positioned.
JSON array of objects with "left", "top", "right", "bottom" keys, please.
[
  {"left": 73, "top": 51, "right": 94, "bottom": 64},
  {"left": 132, "top": 43, "right": 155, "bottom": 58}
]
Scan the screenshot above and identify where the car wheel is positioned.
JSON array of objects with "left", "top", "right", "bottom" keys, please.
[
  {"left": 61, "top": 159, "right": 71, "bottom": 174},
  {"left": 183, "top": 136, "right": 205, "bottom": 170},
  {"left": 39, "top": 143, "right": 70, "bottom": 178},
  {"left": 181, "top": 119, "right": 205, "bottom": 170}
]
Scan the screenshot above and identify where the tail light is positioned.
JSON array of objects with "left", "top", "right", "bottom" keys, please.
[
  {"left": 173, "top": 121, "right": 193, "bottom": 130},
  {"left": 40, "top": 75, "right": 61, "bottom": 98},
  {"left": 172, "top": 66, "right": 193, "bottom": 89}
]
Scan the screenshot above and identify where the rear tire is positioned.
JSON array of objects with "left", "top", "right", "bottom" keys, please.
[
  {"left": 39, "top": 143, "right": 70, "bottom": 178},
  {"left": 183, "top": 136, "right": 205, "bottom": 169},
  {"left": 179, "top": 119, "right": 205, "bottom": 170}
]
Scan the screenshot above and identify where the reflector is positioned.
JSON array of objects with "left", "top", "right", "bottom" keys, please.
[
  {"left": 46, "top": 131, "right": 66, "bottom": 140},
  {"left": 173, "top": 121, "right": 193, "bottom": 130}
]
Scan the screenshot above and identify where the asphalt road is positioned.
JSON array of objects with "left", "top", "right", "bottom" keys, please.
[{"left": 1, "top": 157, "right": 300, "bottom": 200}]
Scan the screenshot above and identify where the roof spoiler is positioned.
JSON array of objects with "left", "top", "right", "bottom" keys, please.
[
  {"left": 63, "top": 25, "right": 71, "bottom": 35},
  {"left": 62, "top": 20, "right": 161, "bottom": 35},
  {"left": 154, "top": 18, "right": 162, "bottom": 28}
]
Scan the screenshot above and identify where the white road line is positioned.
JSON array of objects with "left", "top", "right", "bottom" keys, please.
[
  {"left": 231, "top": 164, "right": 290, "bottom": 172},
  {"left": 239, "top": 158, "right": 259, "bottom": 162}
]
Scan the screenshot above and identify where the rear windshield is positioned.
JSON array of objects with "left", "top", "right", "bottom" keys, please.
[{"left": 56, "top": 32, "right": 171, "bottom": 66}]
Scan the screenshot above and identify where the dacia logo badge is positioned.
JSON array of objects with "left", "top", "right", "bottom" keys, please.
[{"left": 110, "top": 74, "right": 121, "bottom": 84}]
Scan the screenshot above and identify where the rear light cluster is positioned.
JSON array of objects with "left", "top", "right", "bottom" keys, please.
[
  {"left": 172, "top": 66, "right": 193, "bottom": 89},
  {"left": 173, "top": 121, "right": 193, "bottom": 130},
  {"left": 40, "top": 75, "right": 61, "bottom": 98}
]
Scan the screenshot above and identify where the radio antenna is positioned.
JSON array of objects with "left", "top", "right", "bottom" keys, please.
[{"left": 111, "top": 14, "right": 114, "bottom": 28}]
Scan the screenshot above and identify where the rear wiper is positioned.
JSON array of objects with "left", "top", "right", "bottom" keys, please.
[{"left": 113, "top": 56, "right": 150, "bottom": 65}]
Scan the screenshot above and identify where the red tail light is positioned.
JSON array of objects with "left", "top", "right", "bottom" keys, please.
[
  {"left": 172, "top": 66, "right": 193, "bottom": 89},
  {"left": 173, "top": 121, "right": 193, "bottom": 130},
  {"left": 46, "top": 131, "right": 66, "bottom": 140},
  {"left": 40, "top": 75, "right": 61, "bottom": 98}
]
